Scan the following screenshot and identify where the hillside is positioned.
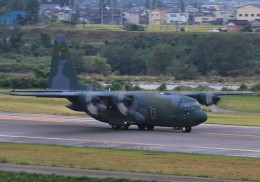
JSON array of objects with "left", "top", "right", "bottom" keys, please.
[{"left": 0, "top": 27, "right": 259, "bottom": 89}]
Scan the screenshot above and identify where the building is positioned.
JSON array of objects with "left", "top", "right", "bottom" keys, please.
[
  {"left": 215, "top": 10, "right": 235, "bottom": 23},
  {"left": 236, "top": 5, "right": 260, "bottom": 22},
  {"left": 166, "top": 12, "right": 189, "bottom": 24},
  {"left": 149, "top": 9, "right": 168, "bottom": 24},
  {"left": 226, "top": 20, "right": 250, "bottom": 32},
  {"left": 194, "top": 15, "right": 215, "bottom": 24},
  {"left": 123, "top": 11, "right": 140, "bottom": 24},
  {"left": 0, "top": 11, "right": 27, "bottom": 26}
]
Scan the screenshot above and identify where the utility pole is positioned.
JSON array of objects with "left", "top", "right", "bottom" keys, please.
[
  {"left": 101, "top": 0, "right": 104, "bottom": 24},
  {"left": 111, "top": 0, "right": 114, "bottom": 25}
]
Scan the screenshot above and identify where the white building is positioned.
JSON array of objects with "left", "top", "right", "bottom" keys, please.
[
  {"left": 236, "top": 5, "right": 260, "bottom": 21},
  {"left": 166, "top": 12, "right": 189, "bottom": 24},
  {"left": 123, "top": 11, "right": 140, "bottom": 24}
]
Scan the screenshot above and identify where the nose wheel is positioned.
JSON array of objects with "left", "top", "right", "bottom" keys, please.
[{"left": 182, "top": 127, "right": 191, "bottom": 133}]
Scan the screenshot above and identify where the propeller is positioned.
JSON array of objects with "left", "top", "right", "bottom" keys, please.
[
  {"left": 116, "top": 94, "right": 145, "bottom": 124},
  {"left": 85, "top": 95, "right": 107, "bottom": 115},
  {"left": 197, "top": 92, "right": 221, "bottom": 106}
]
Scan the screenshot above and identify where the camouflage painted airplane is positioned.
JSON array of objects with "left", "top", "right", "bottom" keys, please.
[{"left": 10, "top": 34, "right": 254, "bottom": 133}]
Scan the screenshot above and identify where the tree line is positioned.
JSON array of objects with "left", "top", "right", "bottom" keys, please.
[
  {"left": 0, "top": 29, "right": 259, "bottom": 86},
  {"left": 99, "top": 33, "right": 259, "bottom": 79}
]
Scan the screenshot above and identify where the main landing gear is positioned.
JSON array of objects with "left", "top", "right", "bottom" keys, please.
[
  {"left": 138, "top": 125, "right": 154, "bottom": 130},
  {"left": 182, "top": 127, "right": 192, "bottom": 133},
  {"left": 111, "top": 123, "right": 155, "bottom": 131},
  {"left": 112, "top": 122, "right": 130, "bottom": 130}
]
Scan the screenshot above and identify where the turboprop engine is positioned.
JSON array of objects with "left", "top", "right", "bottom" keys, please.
[
  {"left": 197, "top": 93, "right": 221, "bottom": 106},
  {"left": 116, "top": 94, "right": 145, "bottom": 124},
  {"left": 85, "top": 95, "right": 107, "bottom": 115}
]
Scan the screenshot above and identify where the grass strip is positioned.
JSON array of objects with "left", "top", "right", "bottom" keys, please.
[
  {"left": 0, "top": 142, "right": 259, "bottom": 181},
  {"left": 218, "top": 95, "right": 260, "bottom": 113},
  {"left": 0, "top": 171, "right": 150, "bottom": 182},
  {"left": 0, "top": 95, "right": 83, "bottom": 115},
  {"left": 207, "top": 112, "right": 260, "bottom": 126}
]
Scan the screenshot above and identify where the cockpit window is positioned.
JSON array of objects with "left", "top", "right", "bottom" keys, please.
[{"left": 180, "top": 100, "right": 200, "bottom": 108}]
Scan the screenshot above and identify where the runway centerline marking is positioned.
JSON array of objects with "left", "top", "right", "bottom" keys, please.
[{"left": 0, "top": 134, "right": 260, "bottom": 154}]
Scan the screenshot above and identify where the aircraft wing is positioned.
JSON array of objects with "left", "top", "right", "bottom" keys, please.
[
  {"left": 10, "top": 89, "right": 82, "bottom": 98},
  {"left": 176, "top": 91, "right": 255, "bottom": 96},
  {"left": 175, "top": 91, "right": 255, "bottom": 106}
]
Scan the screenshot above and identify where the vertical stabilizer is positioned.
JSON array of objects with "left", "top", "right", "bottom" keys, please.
[{"left": 48, "top": 34, "right": 87, "bottom": 90}]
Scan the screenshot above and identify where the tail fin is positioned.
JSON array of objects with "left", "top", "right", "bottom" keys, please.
[{"left": 48, "top": 34, "right": 87, "bottom": 90}]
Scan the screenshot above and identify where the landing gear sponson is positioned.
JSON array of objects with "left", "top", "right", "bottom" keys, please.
[{"left": 112, "top": 123, "right": 191, "bottom": 133}]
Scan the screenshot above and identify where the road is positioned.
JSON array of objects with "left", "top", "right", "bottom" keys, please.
[{"left": 0, "top": 111, "right": 259, "bottom": 157}]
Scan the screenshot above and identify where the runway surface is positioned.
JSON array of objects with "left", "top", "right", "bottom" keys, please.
[{"left": 0, "top": 111, "right": 260, "bottom": 157}]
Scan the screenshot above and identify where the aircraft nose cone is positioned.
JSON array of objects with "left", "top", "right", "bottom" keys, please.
[{"left": 194, "top": 111, "right": 208, "bottom": 125}]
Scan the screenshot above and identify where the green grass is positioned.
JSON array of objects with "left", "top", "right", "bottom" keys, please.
[
  {"left": 207, "top": 113, "right": 260, "bottom": 126},
  {"left": 0, "top": 95, "right": 83, "bottom": 115},
  {"left": 0, "top": 89, "right": 9, "bottom": 94},
  {"left": 75, "top": 24, "right": 221, "bottom": 33},
  {"left": 0, "top": 171, "right": 149, "bottom": 182},
  {"left": 218, "top": 95, "right": 260, "bottom": 113},
  {"left": 0, "top": 142, "right": 259, "bottom": 181}
]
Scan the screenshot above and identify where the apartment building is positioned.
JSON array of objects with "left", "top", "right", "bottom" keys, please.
[
  {"left": 236, "top": 5, "right": 260, "bottom": 21},
  {"left": 149, "top": 9, "right": 168, "bottom": 24}
]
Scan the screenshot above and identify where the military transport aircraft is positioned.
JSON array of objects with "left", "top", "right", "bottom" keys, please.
[{"left": 10, "top": 34, "right": 254, "bottom": 133}]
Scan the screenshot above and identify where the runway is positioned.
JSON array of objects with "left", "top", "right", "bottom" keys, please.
[{"left": 0, "top": 111, "right": 260, "bottom": 157}]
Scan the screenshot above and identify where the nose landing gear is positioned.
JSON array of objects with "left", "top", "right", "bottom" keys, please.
[{"left": 182, "top": 127, "right": 192, "bottom": 133}]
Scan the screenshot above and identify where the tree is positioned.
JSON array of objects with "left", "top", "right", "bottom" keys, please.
[
  {"left": 82, "top": 55, "right": 111, "bottom": 74},
  {"left": 147, "top": 43, "right": 174, "bottom": 75},
  {"left": 189, "top": 34, "right": 254, "bottom": 76},
  {"left": 101, "top": 44, "right": 146, "bottom": 75},
  {"left": 25, "top": 0, "right": 40, "bottom": 22},
  {"left": 9, "top": 0, "right": 24, "bottom": 10},
  {"left": 167, "top": 61, "right": 199, "bottom": 80},
  {"left": 40, "top": 33, "right": 52, "bottom": 48},
  {"left": 157, "top": 83, "right": 167, "bottom": 91},
  {"left": 9, "top": 27, "right": 24, "bottom": 52},
  {"left": 241, "top": 25, "right": 253, "bottom": 32},
  {"left": 122, "top": 23, "right": 145, "bottom": 31}
]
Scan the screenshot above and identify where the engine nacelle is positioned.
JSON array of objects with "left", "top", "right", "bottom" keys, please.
[
  {"left": 116, "top": 94, "right": 145, "bottom": 124},
  {"left": 85, "top": 95, "right": 107, "bottom": 115},
  {"left": 197, "top": 93, "right": 220, "bottom": 106}
]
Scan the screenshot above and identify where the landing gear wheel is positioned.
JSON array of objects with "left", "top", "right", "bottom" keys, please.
[
  {"left": 138, "top": 125, "right": 146, "bottom": 130},
  {"left": 121, "top": 124, "right": 129, "bottom": 130},
  {"left": 182, "top": 127, "right": 192, "bottom": 133},
  {"left": 112, "top": 125, "right": 120, "bottom": 130},
  {"left": 147, "top": 125, "right": 154, "bottom": 130}
]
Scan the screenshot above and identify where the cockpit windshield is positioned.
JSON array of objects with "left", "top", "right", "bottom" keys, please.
[{"left": 180, "top": 100, "right": 200, "bottom": 108}]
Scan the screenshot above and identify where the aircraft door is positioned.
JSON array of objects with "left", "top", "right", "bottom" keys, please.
[{"left": 150, "top": 107, "right": 156, "bottom": 120}]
